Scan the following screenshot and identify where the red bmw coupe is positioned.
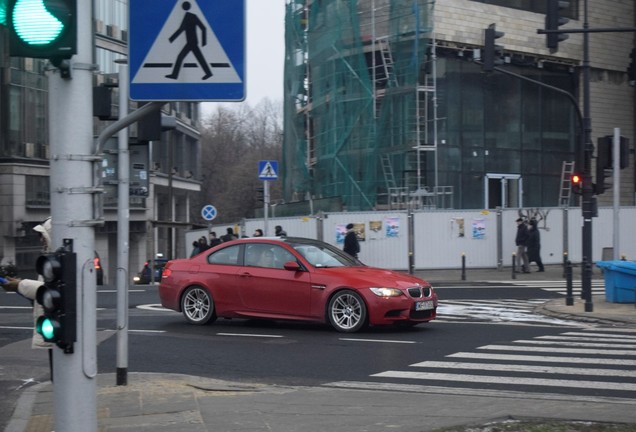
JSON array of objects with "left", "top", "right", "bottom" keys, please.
[{"left": 158, "top": 237, "right": 438, "bottom": 333}]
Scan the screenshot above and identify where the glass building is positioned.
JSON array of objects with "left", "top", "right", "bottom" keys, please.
[{"left": 0, "top": 0, "right": 202, "bottom": 280}]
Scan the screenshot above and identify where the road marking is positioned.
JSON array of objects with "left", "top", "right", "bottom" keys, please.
[
  {"left": 371, "top": 370, "right": 636, "bottom": 391},
  {"left": 216, "top": 333, "right": 284, "bottom": 338},
  {"left": 448, "top": 352, "right": 636, "bottom": 366},
  {"left": 98, "top": 289, "right": 147, "bottom": 293},
  {"left": 536, "top": 335, "right": 636, "bottom": 342},
  {"left": 0, "top": 306, "right": 31, "bottom": 310},
  {"left": 136, "top": 304, "right": 176, "bottom": 311},
  {"left": 480, "top": 344, "right": 636, "bottom": 355},
  {"left": 339, "top": 338, "right": 416, "bottom": 344},
  {"left": 512, "top": 339, "right": 636, "bottom": 348},
  {"left": 103, "top": 329, "right": 166, "bottom": 333},
  {"left": 409, "top": 361, "right": 636, "bottom": 377}
]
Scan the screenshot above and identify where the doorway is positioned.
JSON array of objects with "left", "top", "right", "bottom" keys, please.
[{"left": 484, "top": 174, "right": 522, "bottom": 209}]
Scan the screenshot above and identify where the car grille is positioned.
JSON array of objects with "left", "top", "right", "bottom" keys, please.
[
  {"left": 410, "top": 309, "right": 435, "bottom": 319},
  {"left": 407, "top": 286, "right": 432, "bottom": 298}
]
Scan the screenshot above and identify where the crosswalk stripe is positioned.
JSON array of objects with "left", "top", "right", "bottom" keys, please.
[
  {"left": 536, "top": 335, "right": 636, "bottom": 342},
  {"left": 480, "top": 344, "right": 636, "bottom": 355},
  {"left": 448, "top": 352, "right": 636, "bottom": 366},
  {"left": 371, "top": 371, "right": 636, "bottom": 391},
  {"left": 512, "top": 339, "right": 636, "bottom": 348},
  {"left": 409, "top": 361, "right": 636, "bottom": 377}
]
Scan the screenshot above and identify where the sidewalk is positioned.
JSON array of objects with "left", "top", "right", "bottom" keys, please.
[{"left": 6, "top": 265, "right": 636, "bottom": 432}]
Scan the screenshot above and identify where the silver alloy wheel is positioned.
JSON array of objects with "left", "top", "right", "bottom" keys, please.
[
  {"left": 182, "top": 286, "right": 215, "bottom": 325},
  {"left": 328, "top": 290, "right": 367, "bottom": 332}
]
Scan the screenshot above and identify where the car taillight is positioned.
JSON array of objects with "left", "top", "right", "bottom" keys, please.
[{"left": 162, "top": 268, "right": 171, "bottom": 278}]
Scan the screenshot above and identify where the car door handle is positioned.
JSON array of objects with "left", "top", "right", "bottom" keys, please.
[{"left": 239, "top": 272, "right": 252, "bottom": 278}]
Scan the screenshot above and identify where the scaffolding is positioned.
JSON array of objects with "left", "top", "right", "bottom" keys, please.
[{"left": 283, "top": 0, "right": 450, "bottom": 211}]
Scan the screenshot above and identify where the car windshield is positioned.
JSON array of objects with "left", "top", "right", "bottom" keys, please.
[{"left": 290, "top": 240, "right": 359, "bottom": 268}]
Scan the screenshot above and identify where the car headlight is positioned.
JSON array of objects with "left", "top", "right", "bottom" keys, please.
[{"left": 370, "top": 287, "right": 403, "bottom": 297}]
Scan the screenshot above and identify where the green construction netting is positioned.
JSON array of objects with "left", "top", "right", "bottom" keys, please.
[{"left": 283, "top": 0, "right": 434, "bottom": 210}]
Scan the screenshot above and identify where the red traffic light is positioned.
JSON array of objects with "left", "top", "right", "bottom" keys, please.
[{"left": 571, "top": 173, "right": 582, "bottom": 195}]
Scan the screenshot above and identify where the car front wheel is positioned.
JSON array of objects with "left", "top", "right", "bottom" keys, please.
[
  {"left": 181, "top": 286, "right": 217, "bottom": 325},
  {"left": 327, "top": 290, "right": 367, "bottom": 333}
]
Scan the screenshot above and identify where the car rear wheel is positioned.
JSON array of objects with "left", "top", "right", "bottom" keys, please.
[
  {"left": 181, "top": 286, "right": 217, "bottom": 325},
  {"left": 327, "top": 290, "right": 367, "bottom": 333}
]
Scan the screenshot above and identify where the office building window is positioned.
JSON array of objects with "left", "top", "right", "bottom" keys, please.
[{"left": 471, "top": 0, "right": 578, "bottom": 19}]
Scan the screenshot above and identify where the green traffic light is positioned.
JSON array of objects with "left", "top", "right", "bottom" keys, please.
[
  {"left": 40, "top": 317, "right": 55, "bottom": 339},
  {"left": 11, "top": 0, "right": 64, "bottom": 46},
  {"left": 36, "top": 315, "right": 59, "bottom": 341}
]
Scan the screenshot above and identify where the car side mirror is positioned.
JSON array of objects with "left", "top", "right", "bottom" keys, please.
[{"left": 283, "top": 261, "right": 302, "bottom": 271}]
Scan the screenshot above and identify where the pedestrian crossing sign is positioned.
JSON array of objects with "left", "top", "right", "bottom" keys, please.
[
  {"left": 129, "top": 0, "right": 245, "bottom": 101},
  {"left": 258, "top": 160, "right": 278, "bottom": 181}
]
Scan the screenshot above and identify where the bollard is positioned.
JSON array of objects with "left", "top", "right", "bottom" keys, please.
[
  {"left": 565, "top": 260, "right": 574, "bottom": 306},
  {"left": 583, "top": 258, "right": 594, "bottom": 312},
  {"left": 562, "top": 252, "right": 568, "bottom": 278},
  {"left": 511, "top": 253, "right": 516, "bottom": 280},
  {"left": 461, "top": 253, "right": 466, "bottom": 281}
]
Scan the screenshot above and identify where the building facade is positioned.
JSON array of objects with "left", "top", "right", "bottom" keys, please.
[
  {"left": 0, "top": 0, "right": 202, "bottom": 281},
  {"left": 282, "top": 0, "right": 635, "bottom": 212}
]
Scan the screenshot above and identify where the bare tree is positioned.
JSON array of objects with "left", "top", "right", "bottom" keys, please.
[{"left": 194, "top": 99, "right": 283, "bottom": 224}]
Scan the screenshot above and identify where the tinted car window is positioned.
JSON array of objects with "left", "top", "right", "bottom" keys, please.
[
  {"left": 245, "top": 244, "right": 295, "bottom": 269},
  {"left": 208, "top": 245, "right": 240, "bottom": 265},
  {"left": 292, "top": 243, "right": 353, "bottom": 267}
]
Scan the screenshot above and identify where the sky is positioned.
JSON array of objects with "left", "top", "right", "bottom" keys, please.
[{"left": 200, "top": 0, "right": 287, "bottom": 116}]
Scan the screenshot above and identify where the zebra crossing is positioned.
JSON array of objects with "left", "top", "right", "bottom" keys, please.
[
  {"left": 435, "top": 298, "right": 580, "bottom": 326},
  {"left": 325, "top": 328, "right": 636, "bottom": 403},
  {"left": 503, "top": 279, "right": 606, "bottom": 296}
]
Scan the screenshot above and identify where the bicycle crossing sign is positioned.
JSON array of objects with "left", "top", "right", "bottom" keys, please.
[{"left": 129, "top": 0, "right": 245, "bottom": 101}]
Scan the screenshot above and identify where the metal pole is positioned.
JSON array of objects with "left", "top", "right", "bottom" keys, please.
[
  {"left": 116, "top": 63, "right": 130, "bottom": 386},
  {"left": 581, "top": 0, "right": 594, "bottom": 312},
  {"left": 613, "top": 128, "right": 620, "bottom": 260},
  {"left": 264, "top": 181, "right": 270, "bottom": 235},
  {"left": 48, "top": 0, "right": 97, "bottom": 429}
]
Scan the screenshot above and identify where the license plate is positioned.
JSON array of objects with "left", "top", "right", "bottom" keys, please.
[{"left": 416, "top": 300, "right": 434, "bottom": 311}]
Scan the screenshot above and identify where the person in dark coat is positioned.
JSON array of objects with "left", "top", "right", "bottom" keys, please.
[
  {"left": 515, "top": 218, "right": 530, "bottom": 273},
  {"left": 526, "top": 218, "right": 544, "bottom": 272},
  {"left": 343, "top": 223, "right": 360, "bottom": 258}
]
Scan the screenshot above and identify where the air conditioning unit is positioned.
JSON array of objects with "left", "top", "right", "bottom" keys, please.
[{"left": 94, "top": 19, "right": 104, "bottom": 34}]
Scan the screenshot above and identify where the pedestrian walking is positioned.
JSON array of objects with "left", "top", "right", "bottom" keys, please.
[
  {"left": 0, "top": 217, "right": 55, "bottom": 378},
  {"left": 190, "top": 240, "right": 201, "bottom": 257},
  {"left": 514, "top": 217, "right": 530, "bottom": 273},
  {"left": 526, "top": 218, "right": 545, "bottom": 272},
  {"left": 343, "top": 223, "right": 360, "bottom": 258},
  {"left": 275, "top": 225, "right": 287, "bottom": 237},
  {"left": 208, "top": 232, "right": 222, "bottom": 248}
]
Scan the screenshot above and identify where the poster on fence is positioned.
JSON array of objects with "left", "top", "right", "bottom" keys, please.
[
  {"left": 472, "top": 218, "right": 485, "bottom": 239},
  {"left": 368, "top": 220, "right": 382, "bottom": 240},
  {"left": 385, "top": 217, "right": 400, "bottom": 238}
]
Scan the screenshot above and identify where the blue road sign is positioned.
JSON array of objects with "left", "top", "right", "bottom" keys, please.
[
  {"left": 129, "top": 0, "right": 245, "bottom": 101},
  {"left": 258, "top": 160, "right": 278, "bottom": 181},
  {"left": 201, "top": 204, "right": 217, "bottom": 221}
]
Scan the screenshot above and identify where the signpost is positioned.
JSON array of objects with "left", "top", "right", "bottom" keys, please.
[
  {"left": 128, "top": 0, "right": 245, "bottom": 101},
  {"left": 258, "top": 161, "right": 278, "bottom": 235}
]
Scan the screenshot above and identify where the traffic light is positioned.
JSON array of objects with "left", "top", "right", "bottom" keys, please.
[
  {"left": 595, "top": 135, "right": 611, "bottom": 195},
  {"left": 35, "top": 249, "right": 77, "bottom": 353},
  {"left": 570, "top": 173, "right": 582, "bottom": 195},
  {"left": 628, "top": 48, "right": 636, "bottom": 86},
  {"left": 256, "top": 187, "right": 264, "bottom": 202},
  {"left": 6, "top": 0, "right": 76, "bottom": 62},
  {"left": 545, "top": 0, "right": 569, "bottom": 53},
  {"left": 483, "top": 23, "right": 504, "bottom": 72}
]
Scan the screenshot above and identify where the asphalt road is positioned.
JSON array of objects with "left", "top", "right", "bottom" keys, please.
[{"left": 1, "top": 282, "right": 634, "bottom": 431}]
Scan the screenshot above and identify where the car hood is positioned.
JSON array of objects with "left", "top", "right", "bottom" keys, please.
[{"left": 318, "top": 266, "right": 429, "bottom": 288}]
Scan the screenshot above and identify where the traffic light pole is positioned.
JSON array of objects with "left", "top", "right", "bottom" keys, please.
[
  {"left": 48, "top": 0, "right": 97, "bottom": 429},
  {"left": 580, "top": 1, "right": 594, "bottom": 312}
]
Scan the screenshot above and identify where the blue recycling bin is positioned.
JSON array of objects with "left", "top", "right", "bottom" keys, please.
[{"left": 596, "top": 260, "right": 636, "bottom": 303}]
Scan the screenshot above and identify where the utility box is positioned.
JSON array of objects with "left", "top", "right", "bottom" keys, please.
[{"left": 596, "top": 260, "right": 636, "bottom": 303}]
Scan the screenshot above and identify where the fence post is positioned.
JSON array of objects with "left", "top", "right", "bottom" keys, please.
[
  {"left": 565, "top": 260, "right": 574, "bottom": 306},
  {"left": 461, "top": 253, "right": 466, "bottom": 281},
  {"left": 512, "top": 253, "right": 516, "bottom": 280}
]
